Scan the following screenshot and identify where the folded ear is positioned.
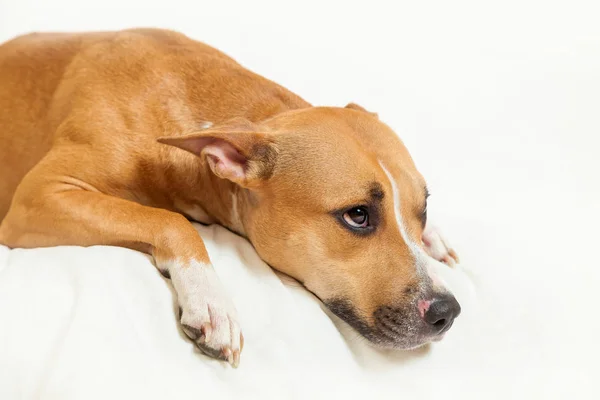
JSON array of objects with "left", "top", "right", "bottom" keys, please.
[
  {"left": 157, "top": 117, "right": 277, "bottom": 187},
  {"left": 345, "top": 102, "right": 378, "bottom": 118}
]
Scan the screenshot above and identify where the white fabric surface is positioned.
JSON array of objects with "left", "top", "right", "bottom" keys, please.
[
  {"left": 0, "top": 226, "right": 475, "bottom": 399},
  {"left": 1, "top": 0, "right": 599, "bottom": 398}
]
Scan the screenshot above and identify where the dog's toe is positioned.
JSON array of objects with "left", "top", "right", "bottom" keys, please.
[
  {"left": 423, "top": 224, "right": 459, "bottom": 267},
  {"left": 180, "top": 303, "right": 242, "bottom": 367}
]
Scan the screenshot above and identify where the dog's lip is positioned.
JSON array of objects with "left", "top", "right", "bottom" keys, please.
[
  {"left": 431, "top": 333, "right": 446, "bottom": 342},
  {"left": 322, "top": 296, "right": 458, "bottom": 349},
  {"left": 376, "top": 318, "right": 455, "bottom": 347}
]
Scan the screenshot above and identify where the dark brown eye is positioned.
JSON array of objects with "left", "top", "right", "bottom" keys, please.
[{"left": 343, "top": 207, "right": 369, "bottom": 228}]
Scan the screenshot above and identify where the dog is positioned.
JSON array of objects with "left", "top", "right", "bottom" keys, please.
[{"left": 0, "top": 29, "right": 461, "bottom": 367}]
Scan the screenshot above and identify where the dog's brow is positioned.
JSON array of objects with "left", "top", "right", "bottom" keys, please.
[
  {"left": 424, "top": 186, "right": 430, "bottom": 199},
  {"left": 369, "top": 182, "right": 385, "bottom": 202}
]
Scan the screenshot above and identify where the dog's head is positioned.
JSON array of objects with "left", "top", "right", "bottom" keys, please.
[{"left": 160, "top": 105, "right": 460, "bottom": 349}]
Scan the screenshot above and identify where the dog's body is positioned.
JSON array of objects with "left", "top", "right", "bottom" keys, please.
[{"left": 0, "top": 29, "right": 460, "bottom": 367}]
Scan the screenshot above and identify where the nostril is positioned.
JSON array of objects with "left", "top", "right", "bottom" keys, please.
[{"left": 433, "top": 319, "right": 446, "bottom": 329}]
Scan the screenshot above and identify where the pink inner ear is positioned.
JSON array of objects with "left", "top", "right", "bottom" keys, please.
[{"left": 202, "top": 141, "right": 248, "bottom": 181}]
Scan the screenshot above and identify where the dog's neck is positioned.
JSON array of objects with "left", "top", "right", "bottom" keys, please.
[
  {"left": 178, "top": 148, "right": 273, "bottom": 242},
  {"left": 168, "top": 111, "right": 303, "bottom": 238}
]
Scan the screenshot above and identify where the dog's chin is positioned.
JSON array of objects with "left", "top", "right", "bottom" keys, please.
[
  {"left": 324, "top": 298, "right": 438, "bottom": 350},
  {"left": 366, "top": 323, "right": 450, "bottom": 350},
  {"left": 362, "top": 331, "right": 439, "bottom": 351}
]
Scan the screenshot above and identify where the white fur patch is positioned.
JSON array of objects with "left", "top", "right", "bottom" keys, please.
[
  {"left": 161, "top": 259, "right": 241, "bottom": 361},
  {"left": 198, "top": 121, "right": 214, "bottom": 130},
  {"left": 379, "top": 162, "right": 449, "bottom": 291},
  {"left": 379, "top": 163, "right": 416, "bottom": 251}
]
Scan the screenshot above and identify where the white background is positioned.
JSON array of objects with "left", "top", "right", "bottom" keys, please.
[{"left": 1, "top": 0, "right": 599, "bottom": 398}]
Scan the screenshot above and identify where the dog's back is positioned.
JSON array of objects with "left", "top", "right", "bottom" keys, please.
[{"left": 0, "top": 29, "right": 307, "bottom": 219}]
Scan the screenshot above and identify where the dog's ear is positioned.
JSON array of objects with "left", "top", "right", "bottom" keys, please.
[
  {"left": 345, "top": 102, "right": 378, "bottom": 118},
  {"left": 157, "top": 117, "right": 277, "bottom": 187}
]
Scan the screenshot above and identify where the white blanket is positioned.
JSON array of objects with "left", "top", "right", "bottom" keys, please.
[
  {"left": 0, "top": 214, "right": 597, "bottom": 399},
  {"left": 0, "top": 225, "right": 476, "bottom": 399}
]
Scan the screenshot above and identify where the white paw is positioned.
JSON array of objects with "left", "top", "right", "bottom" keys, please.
[
  {"left": 165, "top": 259, "right": 243, "bottom": 367},
  {"left": 422, "top": 224, "right": 460, "bottom": 267}
]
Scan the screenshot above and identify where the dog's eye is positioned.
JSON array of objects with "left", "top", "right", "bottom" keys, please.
[{"left": 343, "top": 207, "right": 369, "bottom": 228}]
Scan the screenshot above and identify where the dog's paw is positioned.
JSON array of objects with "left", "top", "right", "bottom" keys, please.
[
  {"left": 180, "top": 302, "right": 243, "bottom": 367},
  {"left": 170, "top": 261, "right": 243, "bottom": 367},
  {"left": 422, "top": 224, "right": 459, "bottom": 267}
]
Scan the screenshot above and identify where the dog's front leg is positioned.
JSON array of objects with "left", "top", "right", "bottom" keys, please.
[{"left": 0, "top": 174, "right": 242, "bottom": 366}]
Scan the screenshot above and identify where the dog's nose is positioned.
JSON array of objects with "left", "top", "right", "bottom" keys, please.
[{"left": 423, "top": 294, "right": 461, "bottom": 334}]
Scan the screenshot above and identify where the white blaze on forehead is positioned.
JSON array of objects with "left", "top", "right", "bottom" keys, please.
[
  {"left": 378, "top": 161, "right": 449, "bottom": 290},
  {"left": 379, "top": 162, "right": 419, "bottom": 255}
]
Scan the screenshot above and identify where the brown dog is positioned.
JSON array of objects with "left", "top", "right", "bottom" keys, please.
[{"left": 0, "top": 28, "right": 460, "bottom": 367}]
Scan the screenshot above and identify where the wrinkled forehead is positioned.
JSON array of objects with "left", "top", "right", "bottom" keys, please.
[
  {"left": 338, "top": 110, "right": 421, "bottom": 179},
  {"left": 341, "top": 110, "right": 427, "bottom": 215},
  {"left": 269, "top": 108, "right": 425, "bottom": 203}
]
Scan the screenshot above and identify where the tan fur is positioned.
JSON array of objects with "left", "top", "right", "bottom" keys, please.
[{"left": 0, "top": 29, "right": 458, "bottom": 362}]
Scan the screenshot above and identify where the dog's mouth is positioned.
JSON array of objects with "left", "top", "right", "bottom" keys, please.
[{"left": 324, "top": 298, "right": 455, "bottom": 350}]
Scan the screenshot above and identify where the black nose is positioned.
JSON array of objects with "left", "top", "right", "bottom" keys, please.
[{"left": 423, "top": 294, "right": 461, "bottom": 334}]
